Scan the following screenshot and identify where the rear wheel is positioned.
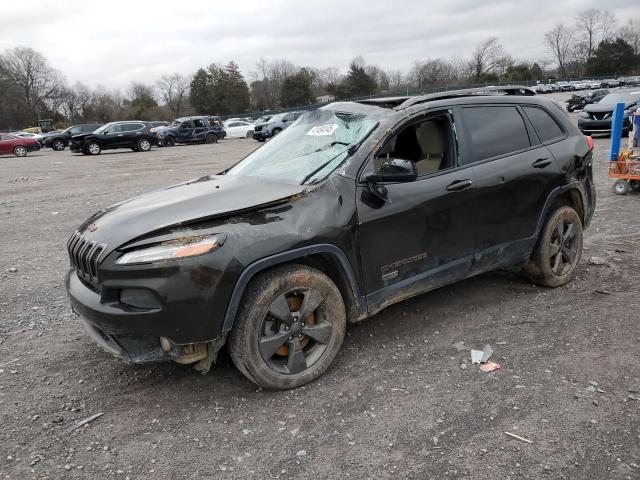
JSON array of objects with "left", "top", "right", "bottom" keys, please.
[
  {"left": 613, "top": 179, "right": 630, "bottom": 195},
  {"left": 14, "top": 146, "right": 28, "bottom": 157},
  {"left": 524, "top": 206, "right": 583, "bottom": 288},
  {"left": 229, "top": 264, "right": 346, "bottom": 390},
  {"left": 137, "top": 138, "right": 152, "bottom": 152},
  {"left": 205, "top": 133, "right": 218, "bottom": 144},
  {"left": 86, "top": 142, "right": 101, "bottom": 155},
  {"left": 52, "top": 139, "right": 65, "bottom": 151}
]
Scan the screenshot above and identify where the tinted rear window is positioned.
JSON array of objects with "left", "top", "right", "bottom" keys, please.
[
  {"left": 523, "top": 106, "right": 565, "bottom": 144},
  {"left": 461, "top": 106, "right": 530, "bottom": 163}
]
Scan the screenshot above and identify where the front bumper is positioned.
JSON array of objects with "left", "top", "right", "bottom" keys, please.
[
  {"left": 28, "top": 143, "right": 41, "bottom": 152},
  {"left": 578, "top": 117, "right": 631, "bottom": 133},
  {"left": 70, "top": 142, "right": 82, "bottom": 152}
]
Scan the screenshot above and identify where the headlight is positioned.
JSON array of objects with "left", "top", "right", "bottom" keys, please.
[
  {"left": 579, "top": 111, "right": 590, "bottom": 119},
  {"left": 116, "top": 234, "right": 225, "bottom": 265}
]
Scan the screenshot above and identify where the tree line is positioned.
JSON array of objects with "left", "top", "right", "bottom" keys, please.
[{"left": 1, "top": 8, "right": 638, "bottom": 130}]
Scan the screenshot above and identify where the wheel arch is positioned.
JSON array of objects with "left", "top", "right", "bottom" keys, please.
[
  {"left": 222, "top": 244, "right": 366, "bottom": 334},
  {"left": 535, "top": 183, "right": 588, "bottom": 237}
]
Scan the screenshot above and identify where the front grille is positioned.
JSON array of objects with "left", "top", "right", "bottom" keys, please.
[
  {"left": 254, "top": 125, "right": 263, "bottom": 132},
  {"left": 67, "top": 231, "right": 106, "bottom": 283},
  {"left": 591, "top": 112, "right": 611, "bottom": 121}
]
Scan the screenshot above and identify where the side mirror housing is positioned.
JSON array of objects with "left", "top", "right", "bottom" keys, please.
[{"left": 367, "top": 158, "right": 418, "bottom": 183}]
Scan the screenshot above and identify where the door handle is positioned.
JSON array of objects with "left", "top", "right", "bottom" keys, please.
[
  {"left": 532, "top": 158, "right": 552, "bottom": 168},
  {"left": 446, "top": 179, "right": 473, "bottom": 191}
]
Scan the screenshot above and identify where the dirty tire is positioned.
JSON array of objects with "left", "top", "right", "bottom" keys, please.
[
  {"left": 524, "top": 206, "right": 583, "bottom": 288},
  {"left": 205, "top": 133, "right": 217, "bottom": 144},
  {"left": 13, "top": 146, "right": 28, "bottom": 157},
  {"left": 52, "top": 139, "right": 65, "bottom": 151},
  {"left": 86, "top": 142, "right": 101, "bottom": 155},
  {"left": 137, "top": 139, "right": 152, "bottom": 152},
  {"left": 613, "top": 179, "right": 630, "bottom": 195},
  {"left": 246, "top": 130, "right": 254, "bottom": 138},
  {"left": 229, "top": 264, "right": 346, "bottom": 390},
  {"left": 271, "top": 128, "right": 281, "bottom": 137},
  {"left": 163, "top": 136, "right": 176, "bottom": 147}
]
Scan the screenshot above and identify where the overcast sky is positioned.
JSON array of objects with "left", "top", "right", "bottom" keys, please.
[{"left": 1, "top": 0, "right": 637, "bottom": 89}]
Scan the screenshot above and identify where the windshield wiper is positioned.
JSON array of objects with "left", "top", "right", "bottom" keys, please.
[{"left": 300, "top": 148, "right": 351, "bottom": 185}]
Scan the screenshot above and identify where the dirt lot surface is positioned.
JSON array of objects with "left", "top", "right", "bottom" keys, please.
[{"left": 1, "top": 99, "right": 639, "bottom": 479}]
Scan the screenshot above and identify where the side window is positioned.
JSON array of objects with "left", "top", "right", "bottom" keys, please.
[
  {"left": 227, "top": 122, "right": 240, "bottom": 127},
  {"left": 120, "top": 124, "right": 138, "bottom": 132},
  {"left": 105, "top": 124, "right": 121, "bottom": 134},
  {"left": 460, "top": 106, "right": 531, "bottom": 163},
  {"left": 522, "top": 106, "right": 565, "bottom": 144},
  {"left": 181, "top": 121, "right": 194, "bottom": 129},
  {"left": 375, "top": 116, "right": 455, "bottom": 176},
  {"left": 193, "top": 119, "right": 206, "bottom": 128},
  {"left": 69, "top": 126, "right": 82, "bottom": 134},
  {"left": 0, "top": 134, "right": 8, "bottom": 141},
  {"left": 283, "top": 114, "right": 293, "bottom": 122}
]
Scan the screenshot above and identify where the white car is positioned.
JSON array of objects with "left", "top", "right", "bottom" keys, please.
[{"left": 223, "top": 120, "right": 254, "bottom": 139}]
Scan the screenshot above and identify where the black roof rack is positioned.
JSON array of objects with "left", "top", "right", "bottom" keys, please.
[{"left": 357, "top": 85, "right": 536, "bottom": 110}]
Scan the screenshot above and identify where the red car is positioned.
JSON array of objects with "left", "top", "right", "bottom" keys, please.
[{"left": 0, "top": 133, "right": 41, "bottom": 157}]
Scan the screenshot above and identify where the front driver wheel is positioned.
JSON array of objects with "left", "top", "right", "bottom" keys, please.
[
  {"left": 14, "top": 146, "right": 28, "bottom": 157},
  {"left": 137, "top": 139, "right": 152, "bottom": 152},
  {"left": 524, "top": 206, "right": 583, "bottom": 288},
  {"left": 52, "top": 139, "right": 65, "bottom": 151},
  {"left": 229, "top": 264, "right": 346, "bottom": 390},
  {"left": 163, "top": 136, "right": 176, "bottom": 147},
  {"left": 86, "top": 142, "right": 101, "bottom": 155}
]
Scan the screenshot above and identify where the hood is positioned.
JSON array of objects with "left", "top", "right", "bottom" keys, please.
[
  {"left": 71, "top": 132, "right": 92, "bottom": 140},
  {"left": 78, "top": 174, "right": 305, "bottom": 254},
  {"left": 584, "top": 101, "right": 636, "bottom": 113}
]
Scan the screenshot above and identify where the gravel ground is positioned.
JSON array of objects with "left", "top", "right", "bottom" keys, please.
[{"left": 1, "top": 99, "right": 639, "bottom": 480}]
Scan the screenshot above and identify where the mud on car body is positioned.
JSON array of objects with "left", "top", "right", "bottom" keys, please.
[
  {"left": 155, "top": 116, "right": 226, "bottom": 147},
  {"left": 65, "top": 86, "right": 596, "bottom": 390}
]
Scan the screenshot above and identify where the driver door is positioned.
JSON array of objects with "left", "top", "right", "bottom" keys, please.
[
  {"left": 178, "top": 121, "right": 195, "bottom": 142},
  {"left": 356, "top": 111, "right": 477, "bottom": 302},
  {"left": 101, "top": 124, "right": 122, "bottom": 147}
]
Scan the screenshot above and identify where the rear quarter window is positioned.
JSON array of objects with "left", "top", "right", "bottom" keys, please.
[
  {"left": 460, "top": 106, "right": 531, "bottom": 163},
  {"left": 522, "top": 106, "right": 565, "bottom": 144}
]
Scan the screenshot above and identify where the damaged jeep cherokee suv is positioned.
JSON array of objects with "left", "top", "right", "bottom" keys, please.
[{"left": 65, "top": 86, "right": 595, "bottom": 390}]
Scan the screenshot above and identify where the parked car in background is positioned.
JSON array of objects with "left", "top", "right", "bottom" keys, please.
[
  {"left": 155, "top": 116, "right": 226, "bottom": 146},
  {"left": 578, "top": 88, "right": 640, "bottom": 134},
  {"left": 43, "top": 124, "right": 102, "bottom": 151},
  {"left": 0, "top": 133, "right": 41, "bottom": 157},
  {"left": 11, "top": 131, "right": 46, "bottom": 146},
  {"left": 532, "top": 83, "right": 552, "bottom": 94},
  {"left": 224, "top": 120, "right": 254, "bottom": 139},
  {"left": 253, "top": 111, "right": 305, "bottom": 141},
  {"left": 586, "top": 80, "right": 602, "bottom": 89},
  {"left": 603, "top": 79, "right": 620, "bottom": 88},
  {"left": 70, "top": 121, "right": 156, "bottom": 155},
  {"left": 566, "top": 89, "right": 609, "bottom": 112},
  {"left": 64, "top": 86, "right": 595, "bottom": 389},
  {"left": 556, "top": 81, "right": 573, "bottom": 92}
]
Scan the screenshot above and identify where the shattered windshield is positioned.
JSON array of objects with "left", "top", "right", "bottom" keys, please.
[{"left": 227, "top": 110, "right": 377, "bottom": 184}]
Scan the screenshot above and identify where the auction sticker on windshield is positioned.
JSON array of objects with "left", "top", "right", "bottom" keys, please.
[{"left": 306, "top": 124, "right": 339, "bottom": 136}]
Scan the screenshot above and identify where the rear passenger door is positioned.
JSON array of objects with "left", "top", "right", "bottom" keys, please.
[
  {"left": 192, "top": 119, "right": 207, "bottom": 141},
  {"left": 458, "top": 105, "right": 562, "bottom": 272}
]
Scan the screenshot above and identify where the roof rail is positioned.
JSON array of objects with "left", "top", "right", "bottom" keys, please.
[{"left": 394, "top": 85, "right": 536, "bottom": 110}]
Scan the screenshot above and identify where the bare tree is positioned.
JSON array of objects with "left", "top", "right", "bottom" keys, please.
[
  {"left": 0, "top": 46, "right": 65, "bottom": 122},
  {"left": 544, "top": 24, "right": 575, "bottom": 78},
  {"left": 600, "top": 10, "right": 617, "bottom": 41},
  {"left": 619, "top": 18, "right": 640, "bottom": 54},
  {"left": 575, "top": 9, "right": 601, "bottom": 60},
  {"left": 365, "top": 64, "right": 389, "bottom": 91},
  {"left": 252, "top": 58, "right": 297, "bottom": 109},
  {"left": 470, "top": 37, "right": 507, "bottom": 80},
  {"left": 156, "top": 73, "right": 190, "bottom": 117},
  {"left": 59, "top": 82, "right": 92, "bottom": 122},
  {"left": 317, "top": 67, "right": 342, "bottom": 95},
  {"left": 386, "top": 69, "right": 405, "bottom": 92},
  {"left": 410, "top": 59, "right": 457, "bottom": 89}
]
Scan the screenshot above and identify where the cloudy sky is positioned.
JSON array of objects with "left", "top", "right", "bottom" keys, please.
[{"left": 1, "top": 0, "right": 637, "bottom": 89}]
